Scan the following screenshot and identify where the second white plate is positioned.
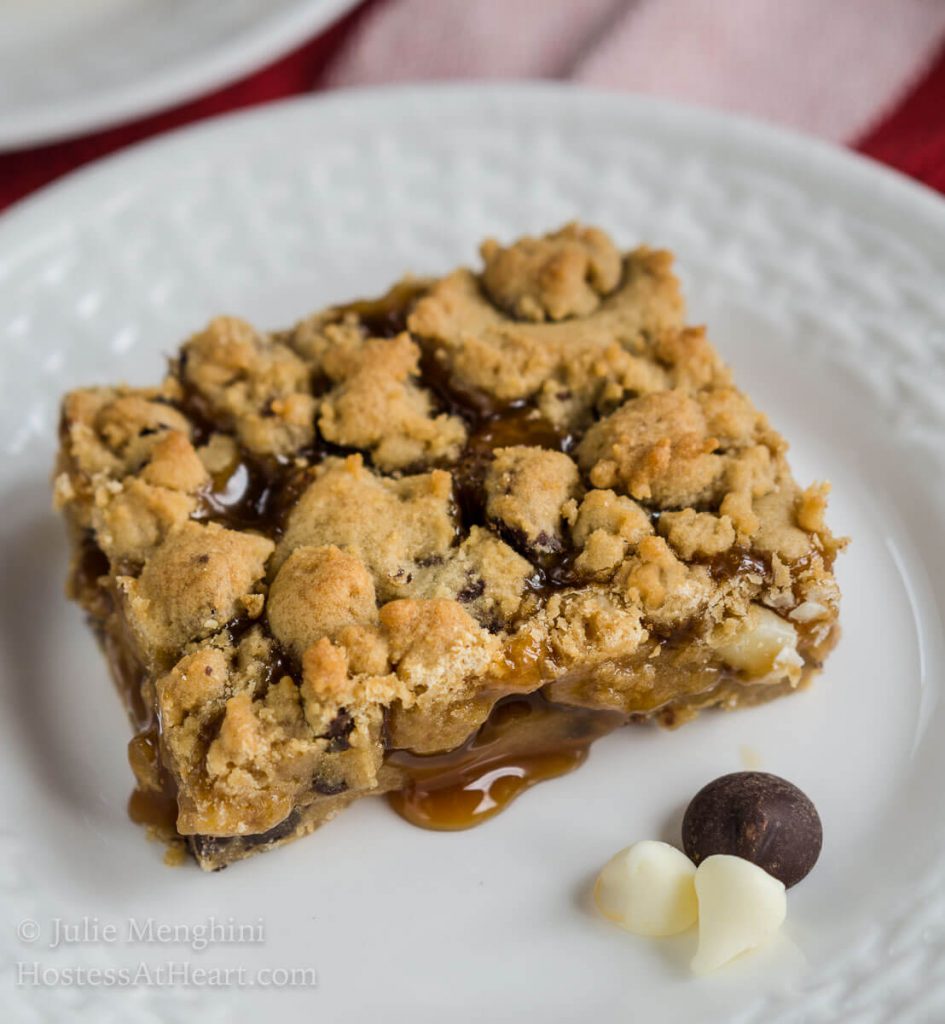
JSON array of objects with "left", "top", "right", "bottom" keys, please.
[{"left": 0, "top": 0, "right": 359, "bottom": 149}]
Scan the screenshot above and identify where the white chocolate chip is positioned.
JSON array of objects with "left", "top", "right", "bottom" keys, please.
[
  {"left": 789, "top": 601, "right": 827, "bottom": 623},
  {"left": 713, "top": 605, "right": 801, "bottom": 682},
  {"left": 691, "top": 854, "right": 786, "bottom": 974},
  {"left": 594, "top": 841, "right": 698, "bottom": 937},
  {"left": 773, "top": 645, "right": 804, "bottom": 675}
]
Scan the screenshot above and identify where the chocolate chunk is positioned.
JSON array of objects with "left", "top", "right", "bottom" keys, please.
[
  {"left": 188, "top": 807, "right": 302, "bottom": 863},
  {"left": 325, "top": 708, "right": 354, "bottom": 752},
  {"left": 313, "top": 778, "right": 348, "bottom": 797},
  {"left": 681, "top": 772, "right": 822, "bottom": 888},
  {"left": 457, "top": 577, "right": 485, "bottom": 603},
  {"left": 241, "top": 808, "right": 302, "bottom": 849}
]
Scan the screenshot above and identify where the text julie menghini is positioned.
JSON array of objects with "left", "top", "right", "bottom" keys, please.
[{"left": 18, "top": 915, "right": 265, "bottom": 952}]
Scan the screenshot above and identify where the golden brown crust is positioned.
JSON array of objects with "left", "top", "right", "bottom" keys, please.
[
  {"left": 480, "top": 223, "right": 622, "bottom": 322},
  {"left": 407, "top": 245, "right": 682, "bottom": 424},
  {"left": 267, "top": 545, "right": 378, "bottom": 659},
  {"left": 274, "top": 455, "right": 457, "bottom": 598},
  {"left": 313, "top": 328, "right": 466, "bottom": 471},
  {"left": 54, "top": 223, "right": 845, "bottom": 867},
  {"left": 485, "top": 446, "right": 582, "bottom": 554},
  {"left": 180, "top": 316, "right": 317, "bottom": 458},
  {"left": 118, "top": 521, "right": 273, "bottom": 666}
]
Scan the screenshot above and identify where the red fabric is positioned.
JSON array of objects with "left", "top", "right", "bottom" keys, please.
[
  {"left": 856, "top": 38, "right": 945, "bottom": 192},
  {"left": 0, "top": 0, "right": 379, "bottom": 212},
  {"left": 0, "top": 2, "right": 941, "bottom": 214}
]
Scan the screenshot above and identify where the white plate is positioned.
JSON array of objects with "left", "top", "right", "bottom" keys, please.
[
  {"left": 1, "top": 85, "right": 944, "bottom": 1024},
  {"left": 0, "top": 0, "right": 359, "bottom": 150}
]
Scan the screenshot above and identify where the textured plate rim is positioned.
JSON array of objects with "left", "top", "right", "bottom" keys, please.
[
  {"left": 0, "top": 0, "right": 360, "bottom": 151},
  {"left": 2, "top": 81, "right": 944, "bottom": 244}
]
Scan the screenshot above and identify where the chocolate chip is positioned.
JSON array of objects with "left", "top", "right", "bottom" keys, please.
[
  {"left": 325, "top": 709, "right": 354, "bottom": 752},
  {"left": 415, "top": 555, "right": 444, "bottom": 568},
  {"left": 241, "top": 809, "right": 302, "bottom": 849},
  {"left": 681, "top": 772, "right": 822, "bottom": 888},
  {"left": 313, "top": 778, "right": 348, "bottom": 796},
  {"left": 457, "top": 578, "right": 485, "bottom": 603},
  {"left": 532, "top": 530, "right": 563, "bottom": 554},
  {"left": 188, "top": 808, "right": 303, "bottom": 863}
]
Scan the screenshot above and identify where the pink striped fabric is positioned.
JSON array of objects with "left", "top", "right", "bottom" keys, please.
[{"left": 325, "top": 0, "right": 945, "bottom": 142}]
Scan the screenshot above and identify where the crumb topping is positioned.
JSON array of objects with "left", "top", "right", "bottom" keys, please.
[
  {"left": 274, "top": 455, "right": 456, "bottom": 599},
  {"left": 119, "top": 521, "right": 273, "bottom": 665},
  {"left": 542, "top": 588, "right": 646, "bottom": 668},
  {"left": 618, "top": 535, "right": 713, "bottom": 630},
  {"left": 410, "top": 525, "right": 534, "bottom": 629},
  {"left": 658, "top": 509, "right": 737, "bottom": 560},
  {"left": 60, "top": 387, "right": 191, "bottom": 481},
  {"left": 92, "top": 478, "right": 196, "bottom": 565},
  {"left": 567, "top": 488, "right": 654, "bottom": 578},
  {"left": 407, "top": 245, "right": 683, "bottom": 425},
  {"left": 480, "top": 223, "right": 622, "bottom": 322},
  {"left": 54, "top": 223, "right": 845, "bottom": 852},
  {"left": 267, "top": 544, "right": 378, "bottom": 658},
  {"left": 577, "top": 390, "right": 724, "bottom": 506},
  {"left": 309, "top": 326, "right": 466, "bottom": 471},
  {"left": 484, "top": 446, "right": 582, "bottom": 555},
  {"left": 180, "top": 316, "right": 317, "bottom": 457}
]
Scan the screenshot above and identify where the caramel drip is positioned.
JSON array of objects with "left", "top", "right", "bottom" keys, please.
[
  {"left": 194, "top": 455, "right": 313, "bottom": 536},
  {"left": 332, "top": 278, "right": 430, "bottom": 339},
  {"left": 127, "top": 730, "right": 179, "bottom": 832},
  {"left": 386, "top": 693, "right": 624, "bottom": 830},
  {"left": 127, "top": 786, "right": 179, "bottom": 831}
]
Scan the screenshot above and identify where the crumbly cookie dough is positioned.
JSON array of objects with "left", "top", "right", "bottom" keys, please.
[{"left": 55, "top": 224, "right": 844, "bottom": 868}]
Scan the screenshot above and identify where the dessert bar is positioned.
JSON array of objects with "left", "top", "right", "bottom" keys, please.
[{"left": 54, "top": 225, "right": 843, "bottom": 869}]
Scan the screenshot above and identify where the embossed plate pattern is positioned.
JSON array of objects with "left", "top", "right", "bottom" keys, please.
[{"left": 1, "top": 85, "right": 944, "bottom": 1023}]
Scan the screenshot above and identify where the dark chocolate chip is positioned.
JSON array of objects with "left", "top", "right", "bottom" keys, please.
[
  {"left": 532, "top": 530, "right": 563, "bottom": 554},
  {"left": 242, "top": 808, "right": 302, "bottom": 848},
  {"left": 325, "top": 708, "right": 354, "bottom": 752},
  {"left": 681, "top": 771, "right": 822, "bottom": 888},
  {"left": 313, "top": 778, "right": 348, "bottom": 796},
  {"left": 457, "top": 578, "right": 485, "bottom": 603},
  {"left": 188, "top": 808, "right": 303, "bottom": 863}
]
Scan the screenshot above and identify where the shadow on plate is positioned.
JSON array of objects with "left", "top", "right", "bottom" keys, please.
[{"left": 0, "top": 479, "right": 126, "bottom": 817}]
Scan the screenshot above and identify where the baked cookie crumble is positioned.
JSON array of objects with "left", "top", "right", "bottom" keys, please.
[{"left": 54, "top": 223, "right": 844, "bottom": 869}]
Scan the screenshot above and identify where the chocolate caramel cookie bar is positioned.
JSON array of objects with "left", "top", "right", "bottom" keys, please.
[{"left": 54, "top": 225, "right": 842, "bottom": 869}]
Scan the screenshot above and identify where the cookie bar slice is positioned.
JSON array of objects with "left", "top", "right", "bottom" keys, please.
[{"left": 54, "top": 224, "right": 843, "bottom": 870}]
